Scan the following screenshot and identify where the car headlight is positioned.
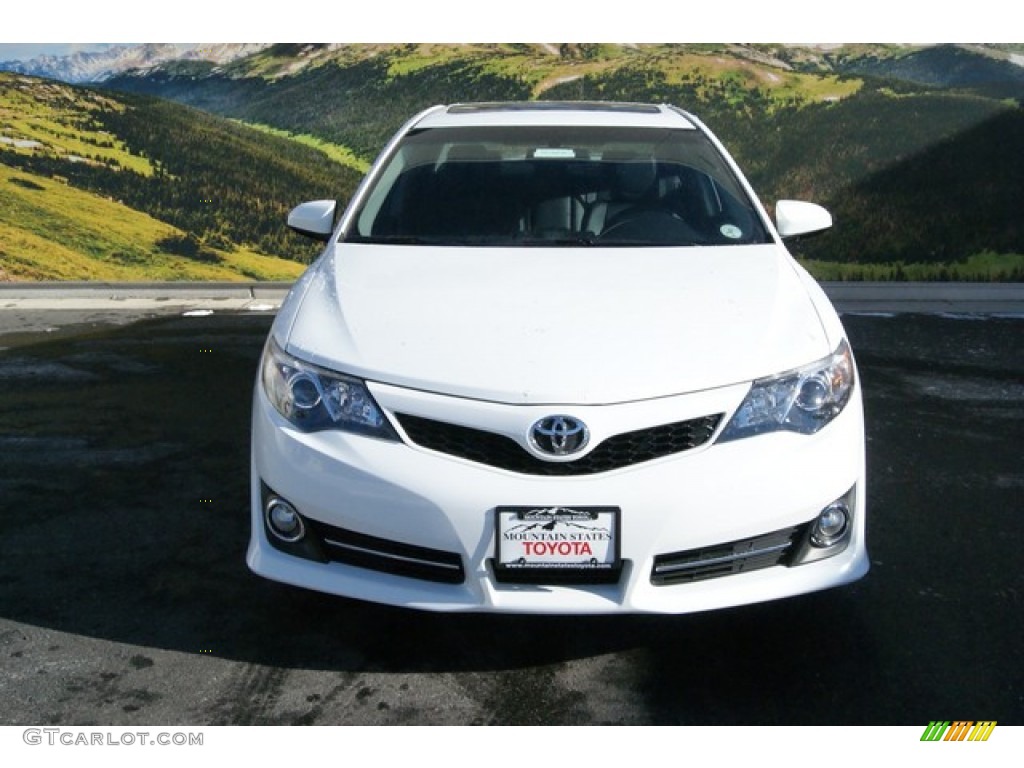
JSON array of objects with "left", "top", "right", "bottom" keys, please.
[
  {"left": 260, "top": 338, "right": 399, "bottom": 439},
  {"left": 718, "top": 340, "right": 855, "bottom": 442}
]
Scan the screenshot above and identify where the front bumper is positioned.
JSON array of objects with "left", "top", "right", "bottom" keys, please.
[{"left": 247, "top": 379, "right": 868, "bottom": 614}]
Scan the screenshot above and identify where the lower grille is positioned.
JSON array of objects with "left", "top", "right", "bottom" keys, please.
[
  {"left": 396, "top": 413, "right": 723, "bottom": 475},
  {"left": 306, "top": 519, "right": 465, "bottom": 584},
  {"left": 651, "top": 525, "right": 807, "bottom": 586}
]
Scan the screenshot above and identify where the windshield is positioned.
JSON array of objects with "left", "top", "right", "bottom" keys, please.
[{"left": 347, "top": 125, "right": 769, "bottom": 247}]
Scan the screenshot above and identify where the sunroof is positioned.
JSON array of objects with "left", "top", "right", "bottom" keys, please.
[{"left": 447, "top": 101, "right": 662, "bottom": 114}]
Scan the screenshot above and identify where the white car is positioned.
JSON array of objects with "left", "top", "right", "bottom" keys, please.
[{"left": 248, "top": 101, "right": 868, "bottom": 613}]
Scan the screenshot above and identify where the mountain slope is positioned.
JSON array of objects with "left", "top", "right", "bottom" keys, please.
[
  {"left": 103, "top": 43, "right": 865, "bottom": 161},
  {"left": 5, "top": 44, "right": 1024, "bottom": 279},
  {"left": 0, "top": 72, "right": 363, "bottom": 280},
  {"left": 544, "top": 62, "right": 1024, "bottom": 267},
  {"left": 828, "top": 44, "right": 1024, "bottom": 100},
  {"left": 0, "top": 166, "right": 303, "bottom": 281},
  {"left": 809, "top": 106, "right": 1024, "bottom": 264},
  {"left": 99, "top": 42, "right": 1024, "bottom": 268}
]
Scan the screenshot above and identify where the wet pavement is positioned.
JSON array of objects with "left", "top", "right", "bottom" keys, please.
[{"left": 0, "top": 310, "right": 1021, "bottom": 725}]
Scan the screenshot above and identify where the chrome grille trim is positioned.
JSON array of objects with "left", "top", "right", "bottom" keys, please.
[
  {"left": 322, "top": 538, "right": 464, "bottom": 572},
  {"left": 653, "top": 541, "right": 792, "bottom": 576},
  {"left": 306, "top": 518, "right": 466, "bottom": 584}
]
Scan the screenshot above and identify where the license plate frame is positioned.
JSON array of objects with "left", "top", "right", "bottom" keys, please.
[{"left": 493, "top": 506, "right": 621, "bottom": 584}]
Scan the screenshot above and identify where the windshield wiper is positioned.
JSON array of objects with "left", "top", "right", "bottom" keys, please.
[
  {"left": 513, "top": 236, "right": 597, "bottom": 247},
  {"left": 344, "top": 235, "right": 444, "bottom": 245},
  {"left": 591, "top": 238, "right": 700, "bottom": 247}
]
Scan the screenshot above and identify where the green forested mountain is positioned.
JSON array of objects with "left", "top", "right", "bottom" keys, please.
[
  {"left": 98, "top": 43, "right": 1024, "bottom": 277},
  {"left": 824, "top": 44, "right": 1024, "bottom": 100},
  {"left": 4, "top": 44, "right": 1023, "bottom": 280}
]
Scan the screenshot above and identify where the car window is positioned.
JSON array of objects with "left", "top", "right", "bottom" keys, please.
[{"left": 348, "top": 126, "right": 769, "bottom": 247}]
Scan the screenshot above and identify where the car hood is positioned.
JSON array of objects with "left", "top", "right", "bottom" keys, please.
[{"left": 284, "top": 243, "right": 830, "bottom": 405}]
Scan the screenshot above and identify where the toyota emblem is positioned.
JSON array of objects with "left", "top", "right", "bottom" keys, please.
[{"left": 530, "top": 415, "right": 589, "bottom": 457}]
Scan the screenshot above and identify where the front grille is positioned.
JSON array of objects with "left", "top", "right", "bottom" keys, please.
[
  {"left": 305, "top": 518, "right": 465, "bottom": 584},
  {"left": 395, "top": 413, "right": 722, "bottom": 476},
  {"left": 651, "top": 525, "right": 807, "bottom": 586}
]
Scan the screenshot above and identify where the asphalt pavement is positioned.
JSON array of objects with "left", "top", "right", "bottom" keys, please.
[{"left": 0, "top": 288, "right": 1021, "bottom": 726}]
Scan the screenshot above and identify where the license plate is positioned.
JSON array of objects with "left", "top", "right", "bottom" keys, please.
[{"left": 494, "top": 506, "right": 621, "bottom": 581}]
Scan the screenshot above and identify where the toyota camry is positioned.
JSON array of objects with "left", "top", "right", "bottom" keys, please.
[{"left": 248, "top": 101, "right": 868, "bottom": 613}]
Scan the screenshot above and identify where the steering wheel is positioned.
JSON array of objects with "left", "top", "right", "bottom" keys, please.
[{"left": 598, "top": 207, "right": 697, "bottom": 243}]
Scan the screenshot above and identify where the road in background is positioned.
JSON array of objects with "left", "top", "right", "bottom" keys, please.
[
  {"left": 2, "top": 282, "right": 1023, "bottom": 342},
  {"left": 0, "top": 283, "right": 290, "bottom": 341}
]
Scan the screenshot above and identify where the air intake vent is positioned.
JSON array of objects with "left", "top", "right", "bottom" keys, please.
[
  {"left": 306, "top": 519, "right": 465, "bottom": 584},
  {"left": 651, "top": 525, "right": 807, "bottom": 586}
]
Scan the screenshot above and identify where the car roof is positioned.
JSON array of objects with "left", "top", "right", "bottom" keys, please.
[{"left": 411, "top": 101, "right": 699, "bottom": 130}]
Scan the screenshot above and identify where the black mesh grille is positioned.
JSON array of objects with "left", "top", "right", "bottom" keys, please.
[
  {"left": 651, "top": 525, "right": 807, "bottom": 586},
  {"left": 395, "top": 413, "right": 722, "bottom": 476}
]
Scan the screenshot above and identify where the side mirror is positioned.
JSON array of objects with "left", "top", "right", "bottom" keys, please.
[
  {"left": 775, "top": 200, "right": 832, "bottom": 239},
  {"left": 287, "top": 200, "right": 337, "bottom": 241}
]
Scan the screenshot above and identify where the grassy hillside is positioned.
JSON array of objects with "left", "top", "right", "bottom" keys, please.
[
  {"left": 236, "top": 121, "right": 370, "bottom": 173},
  {"left": 0, "top": 71, "right": 362, "bottom": 281},
  {"left": 0, "top": 75, "right": 153, "bottom": 175},
  {"left": 0, "top": 165, "right": 304, "bottom": 281}
]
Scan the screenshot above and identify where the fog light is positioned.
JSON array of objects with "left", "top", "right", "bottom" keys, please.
[
  {"left": 811, "top": 502, "right": 850, "bottom": 548},
  {"left": 265, "top": 497, "right": 306, "bottom": 543}
]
